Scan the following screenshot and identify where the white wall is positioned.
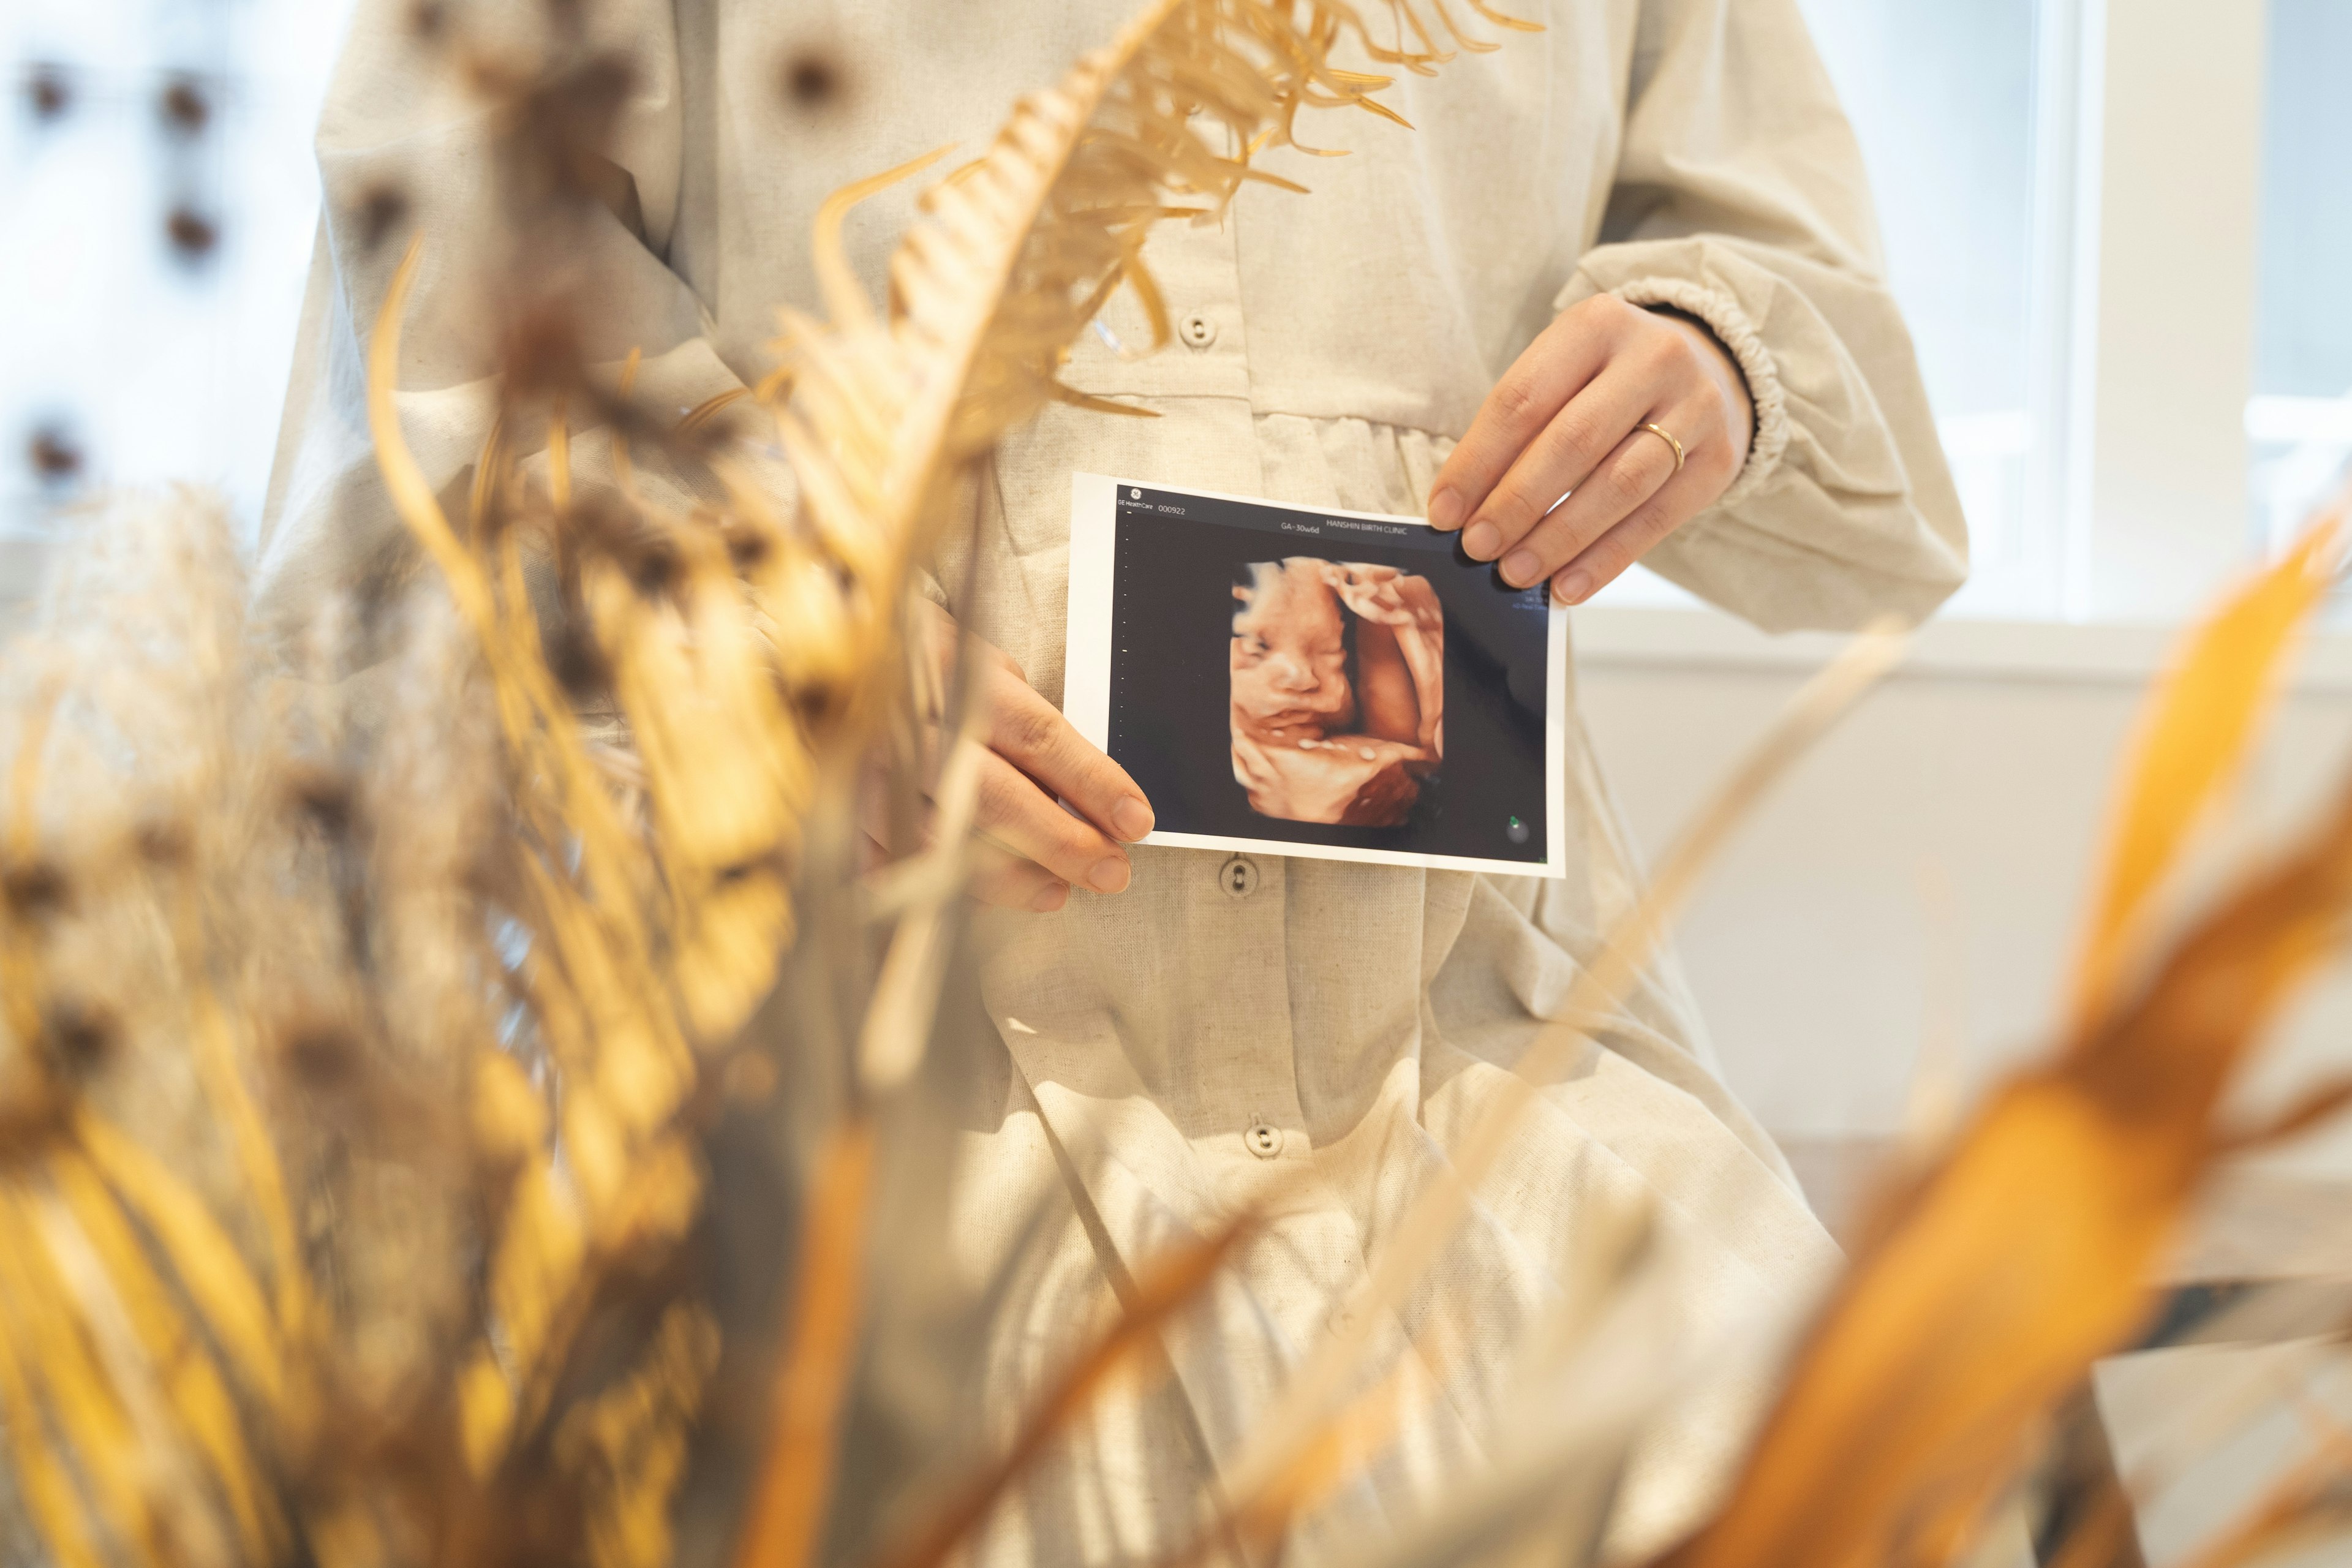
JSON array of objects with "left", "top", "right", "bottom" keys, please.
[{"left": 1574, "top": 606, "right": 2352, "bottom": 1181}]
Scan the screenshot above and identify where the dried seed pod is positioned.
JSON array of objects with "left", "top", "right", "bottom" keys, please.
[
  {"left": 275, "top": 1009, "right": 365, "bottom": 1094},
  {"left": 356, "top": 183, "right": 411, "bottom": 254},
  {"left": 26, "top": 424, "right": 83, "bottom": 484},
  {"left": 1, "top": 856, "right": 69, "bottom": 921},
  {"left": 781, "top": 49, "right": 847, "bottom": 111},
  {"left": 165, "top": 206, "right": 220, "bottom": 260},
  {"left": 159, "top": 75, "right": 211, "bottom": 135},
  {"left": 132, "top": 815, "right": 192, "bottom": 868},
  {"left": 41, "top": 997, "right": 118, "bottom": 1073},
  {"left": 25, "top": 63, "right": 72, "bottom": 121}
]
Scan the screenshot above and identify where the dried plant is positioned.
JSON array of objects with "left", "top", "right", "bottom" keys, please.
[
  {"left": 1646, "top": 513, "right": 2352, "bottom": 1568},
  {"left": 7, "top": 3, "right": 2352, "bottom": 1568},
  {"left": 0, "top": 4, "right": 1550, "bottom": 1568}
]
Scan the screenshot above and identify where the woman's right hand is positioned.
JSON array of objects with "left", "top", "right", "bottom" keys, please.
[{"left": 867, "top": 602, "right": 1155, "bottom": 912}]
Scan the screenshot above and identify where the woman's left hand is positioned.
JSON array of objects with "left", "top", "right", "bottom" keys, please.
[{"left": 1426, "top": 295, "right": 1753, "bottom": 604}]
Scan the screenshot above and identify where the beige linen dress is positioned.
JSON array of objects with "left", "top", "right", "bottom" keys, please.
[{"left": 262, "top": 0, "right": 1969, "bottom": 1559}]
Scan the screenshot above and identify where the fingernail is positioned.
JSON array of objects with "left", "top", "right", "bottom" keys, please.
[
  {"left": 1112, "top": 797, "right": 1155, "bottom": 841},
  {"left": 1556, "top": 569, "right": 1594, "bottom": 605},
  {"left": 1462, "top": 521, "right": 1500, "bottom": 560},
  {"left": 1428, "top": 487, "right": 1463, "bottom": 530},
  {"left": 1088, "top": 857, "right": 1131, "bottom": 894},
  {"left": 1030, "top": 882, "right": 1069, "bottom": 913},
  {"left": 1500, "top": 549, "right": 1542, "bottom": 586}
]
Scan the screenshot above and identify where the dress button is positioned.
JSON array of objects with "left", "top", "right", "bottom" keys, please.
[
  {"left": 1245, "top": 1121, "right": 1283, "bottom": 1159},
  {"left": 1220, "top": 856, "right": 1259, "bottom": 898},
  {"left": 1180, "top": 311, "right": 1218, "bottom": 349}
]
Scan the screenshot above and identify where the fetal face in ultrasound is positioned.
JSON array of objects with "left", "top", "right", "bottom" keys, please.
[{"left": 1228, "top": 559, "right": 1446, "bottom": 827}]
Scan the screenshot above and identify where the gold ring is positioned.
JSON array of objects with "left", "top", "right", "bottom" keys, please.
[{"left": 1637, "top": 421, "right": 1686, "bottom": 475}]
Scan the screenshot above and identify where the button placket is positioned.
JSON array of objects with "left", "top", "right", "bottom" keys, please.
[{"left": 1059, "top": 213, "right": 1251, "bottom": 404}]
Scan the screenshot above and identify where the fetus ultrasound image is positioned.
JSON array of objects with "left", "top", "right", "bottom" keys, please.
[
  {"left": 1104, "top": 485, "right": 1551, "bottom": 869},
  {"left": 1229, "top": 559, "right": 1445, "bottom": 827}
]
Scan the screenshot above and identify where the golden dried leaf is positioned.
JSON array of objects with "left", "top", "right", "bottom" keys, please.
[
  {"left": 554, "top": 1302, "right": 722, "bottom": 1568},
  {"left": 872, "top": 1221, "right": 1249, "bottom": 1568},
  {"left": 730, "top": 1119, "right": 879, "bottom": 1568},
  {"left": 76, "top": 1115, "right": 284, "bottom": 1414},
  {"left": 50, "top": 1148, "right": 284, "bottom": 1564},
  {"left": 1664, "top": 573, "right": 2352, "bottom": 1568},
  {"left": 2068, "top": 515, "right": 2341, "bottom": 1023}
]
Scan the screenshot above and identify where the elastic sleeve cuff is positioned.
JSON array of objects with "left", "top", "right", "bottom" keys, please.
[{"left": 1605, "top": 276, "right": 1790, "bottom": 510}]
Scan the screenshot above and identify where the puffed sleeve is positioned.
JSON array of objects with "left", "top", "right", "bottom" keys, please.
[
  {"left": 255, "top": 0, "right": 788, "bottom": 641},
  {"left": 1553, "top": 0, "right": 1969, "bottom": 633}
]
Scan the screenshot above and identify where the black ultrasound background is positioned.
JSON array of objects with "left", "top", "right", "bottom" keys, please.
[{"left": 1105, "top": 487, "right": 1552, "bottom": 866}]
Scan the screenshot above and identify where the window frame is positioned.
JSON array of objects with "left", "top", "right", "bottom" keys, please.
[
  {"left": 2062, "top": 0, "right": 2272, "bottom": 623},
  {"left": 1599, "top": 0, "right": 2279, "bottom": 634}
]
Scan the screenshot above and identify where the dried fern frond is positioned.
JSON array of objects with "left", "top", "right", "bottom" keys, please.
[{"left": 764, "top": 0, "right": 1528, "bottom": 723}]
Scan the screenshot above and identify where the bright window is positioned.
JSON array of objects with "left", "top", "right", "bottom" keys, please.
[
  {"left": 1602, "top": 0, "right": 2077, "bottom": 619},
  {"left": 1798, "top": 0, "right": 2048, "bottom": 616},
  {"left": 2, "top": 1, "right": 2328, "bottom": 632},
  {"left": 1, "top": 0, "right": 352, "bottom": 542},
  {"left": 2248, "top": 0, "right": 2352, "bottom": 558}
]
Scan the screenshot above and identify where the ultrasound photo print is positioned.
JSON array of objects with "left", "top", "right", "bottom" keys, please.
[
  {"left": 1230, "top": 559, "right": 1445, "bottom": 827},
  {"left": 1066, "top": 474, "right": 1566, "bottom": 876}
]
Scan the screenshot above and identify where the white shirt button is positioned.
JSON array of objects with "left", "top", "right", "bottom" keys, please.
[
  {"left": 1220, "top": 856, "right": 1259, "bottom": 898},
  {"left": 1245, "top": 1121, "right": 1283, "bottom": 1159},
  {"left": 1180, "top": 311, "right": 1218, "bottom": 349}
]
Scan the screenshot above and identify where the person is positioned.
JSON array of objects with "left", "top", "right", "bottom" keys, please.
[
  {"left": 262, "top": 1, "right": 1966, "bottom": 1559},
  {"left": 1229, "top": 559, "right": 1443, "bottom": 827}
]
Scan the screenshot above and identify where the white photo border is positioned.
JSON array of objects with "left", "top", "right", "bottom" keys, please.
[{"left": 1064, "top": 471, "right": 1568, "bottom": 879}]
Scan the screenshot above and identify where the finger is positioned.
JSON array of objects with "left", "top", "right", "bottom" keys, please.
[
  {"left": 863, "top": 788, "right": 1072, "bottom": 911},
  {"left": 968, "top": 842, "right": 1071, "bottom": 912},
  {"left": 1547, "top": 461, "right": 1716, "bottom": 606},
  {"left": 1429, "top": 296, "right": 1663, "bottom": 535},
  {"left": 988, "top": 679, "right": 1155, "bottom": 842},
  {"left": 858, "top": 769, "right": 921, "bottom": 859},
  {"left": 1454, "top": 360, "right": 1660, "bottom": 567},
  {"left": 925, "top": 601, "right": 1028, "bottom": 698},
  {"left": 1493, "top": 417, "right": 1679, "bottom": 587},
  {"left": 974, "top": 749, "right": 1134, "bottom": 895},
  {"left": 1425, "top": 305, "right": 1620, "bottom": 533},
  {"left": 1534, "top": 375, "right": 1744, "bottom": 597}
]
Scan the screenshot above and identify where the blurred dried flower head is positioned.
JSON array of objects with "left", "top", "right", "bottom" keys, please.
[
  {"left": 497, "top": 297, "right": 589, "bottom": 405},
  {"left": 26, "top": 423, "right": 84, "bottom": 486},
  {"left": 166, "top": 205, "right": 221, "bottom": 262},
  {"left": 159, "top": 74, "right": 212, "bottom": 135},
  {"left": 781, "top": 47, "right": 848, "bottom": 112},
  {"left": 357, "top": 183, "right": 412, "bottom": 253},
  {"left": 24, "top": 62, "right": 72, "bottom": 121},
  {"left": 499, "top": 50, "right": 637, "bottom": 216},
  {"left": 6, "top": 10, "right": 2349, "bottom": 1568},
  {"left": 40, "top": 993, "right": 119, "bottom": 1078}
]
